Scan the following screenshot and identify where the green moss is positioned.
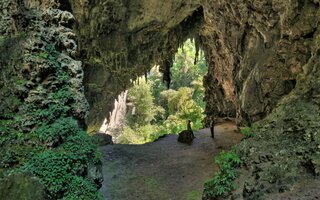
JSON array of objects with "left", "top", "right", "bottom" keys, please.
[
  {"left": 241, "top": 125, "right": 257, "bottom": 139},
  {"left": 0, "top": 173, "right": 46, "bottom": 200},
  {"left": 186, "top": 190, "right": 202, "bottom": 200}
]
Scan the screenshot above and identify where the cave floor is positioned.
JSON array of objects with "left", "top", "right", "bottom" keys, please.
[{"left": 100, "top": 122, "right": 243, "bottom": 200}]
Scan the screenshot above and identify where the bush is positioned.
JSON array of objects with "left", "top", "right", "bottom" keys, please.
[
  {"left": 203, "top": 150, "right": 241, "bottom": 198},
  {"left": 24, "top": 117, "right": 100, "bottom": 199},
  {"left": 120, "top": 124, "right": 161, "bottom": 144},
  {"left": 33, "top": 117, "right": 79, "bottom": 147},
  {"left": 62, "top": 176, "right": 103, "bottom": 200},
  {"left": 24, "top": 138, "right": 98, "bottom": 199},
  {"left": 241, "top": 126, "right": 257, "bottom": 139}
]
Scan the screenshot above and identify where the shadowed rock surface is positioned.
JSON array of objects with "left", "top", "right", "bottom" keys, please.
[
  {"left": 1, "top": 0, "right": 320, "bottom": 199},
  {"left": 0, "top": 173, "right": 46, "bottom": 200},
  {"left": 178, "top": 130, "right": 194, "bottom": 144}
]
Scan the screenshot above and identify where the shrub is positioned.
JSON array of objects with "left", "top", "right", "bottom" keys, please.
[
  {"left": 241, "top": 126, "right": 257, "bottom": 139},
  {"left": 24, "top": 117, "right": 100, "bottom": 199},
  {"left": 24, "top": 138, "right": 98, "bottom": 199},
  {"left": 203, "top": 150, "right": 241, "bottom": 198},
  {"left": 62, "top": 176, "right": 103, "bottom": 200},
  {"left": 33, "top": 117, "right": 79, "bottom": 146}
]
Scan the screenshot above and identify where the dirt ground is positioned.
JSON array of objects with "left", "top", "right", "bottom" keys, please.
[{"left": 99, "top": 122, "right": 243, "bottom": 200}]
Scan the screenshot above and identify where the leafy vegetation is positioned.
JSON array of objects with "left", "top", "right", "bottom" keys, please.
[
  {"left": 203, "top": 150, "right": 241, "bottom": 198},
  {"left": 0, "top": 42, "right": 102, "bottom": 199},
  {"left": 24, "top": 124, "right": 101, "bottom": 199},
  {"left": 120, "top": 39, "right": 207, "bottom": 144},
  {"left": 186, "top": 190, "right": 202, "bottom": 200},
  {"left": 241, "top": 125, "right": 257, "bottom": 139}
]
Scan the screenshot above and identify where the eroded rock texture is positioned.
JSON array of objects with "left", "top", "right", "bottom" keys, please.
[
  {"left": 70, "top": 0, "right": 319, "bottom": 131},
  {"left": 202, "top": 0, "right": 319, "bottom": 126},
  {"left": 1, "top": 0, "right": 319, "bottom": 199},
  {"left": 68, "top": 0, "right": 320, "bottom": 198},
  {"left": 0, "top": 0, "right": 101, "bottom": 199},
  {"left": 69, "top": 0, "right": 205, "bottom": 132}
]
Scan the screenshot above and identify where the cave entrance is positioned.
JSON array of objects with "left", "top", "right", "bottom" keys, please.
[{"left": 100, "top": 39, "right": 208, "bottom": 144}]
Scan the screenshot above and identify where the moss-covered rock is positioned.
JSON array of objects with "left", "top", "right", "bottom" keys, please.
[{"left": 0, "top": 173, "right": 46, "bottom": 200}]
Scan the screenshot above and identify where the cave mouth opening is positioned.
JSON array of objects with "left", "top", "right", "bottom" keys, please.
[
  {"left": 100, "top": 39, "right": 208, "bottom": 144},
  {"left": 87, "top": 5, "right": 207, "bottom": 141}
]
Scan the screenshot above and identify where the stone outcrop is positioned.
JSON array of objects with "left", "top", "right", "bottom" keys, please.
[
  {"left": 69, "top": 0, "right": 205, "bottom": 132},
  {"left": 201, "top": 0, "right": 319, "bottom": 126},
  {"left": 0, "top": 0, "right": 101, "bottom": 198},
  {"left": 68, "top": 0, "right": 319, "bottom": 131},
  {"left": 99, "top": 90, "right": 128, "bottom": 141},
  {"left": 0, "top": 173, "right": 46, "bottom": 200},
  {"left": 178, "top": 130, "right": 194, "bottom": 144},
  {"left": 1, "top": 0, "right": 319, "bottom": 199}
]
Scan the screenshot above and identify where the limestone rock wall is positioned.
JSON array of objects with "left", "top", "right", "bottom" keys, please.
[
  {"left": 71, "top": 0, "right": 319, "bottom": 131},
  {"left": 1, "top": 0, "right": 320, "bottom": 198},
  {"left": 201, "top": 0, "right": 319, "bottom": 125},
  {"left": 70, "top": 0, "right": 204, "bottom": 132},
  {"left": 0, "top": 1, "right": 101, "bottom": 198}
]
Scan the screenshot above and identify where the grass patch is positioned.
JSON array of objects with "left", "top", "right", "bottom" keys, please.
[
  {"left": 186, "top": 190, "right": 202, "bottom": 200},
  {"left": 241, "top": 125, "right": 257, "bottom": 139}
]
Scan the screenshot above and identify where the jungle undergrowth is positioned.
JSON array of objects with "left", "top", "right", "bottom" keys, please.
[
  {"left": 0, "top": 41, "right": 102, "bottom": 199},
  {"left": 203, "top": 149, "right": 241, "bottom": 199}
]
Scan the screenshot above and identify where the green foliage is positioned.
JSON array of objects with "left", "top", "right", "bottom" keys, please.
[
  {"left": 33, "top": 117, "right": 78, "bottom": 146},
  {"left": 37, "top": 44, "right": 62, "bottom": 70},
  {"left": 49, "top": 87, "right": 73, "bottom": 104},
  {"left": 24, "top": 118, "right": 100, "bottom": 199},
  {"left": 160, "top": 87, "right": 204, "bottom": 134},
  {"left": 1, "top": 38, "right": 100, "bottom": 199},
  {"left": 241, "top": 126, "right": 257, "bottom": 139},
  {"left": 203, "top": 150, "right": 241, "bottom": 198},
  {"left": 121, "top": 39, "right": 206, "bottom": 143},
  {"left": 62, "top": 176, "right": 103, "bottom": 200},
  {"left": 39, "top": 52, "right": 49, "bottom": 59},
  {"left": 127, "top": 78, "right": 164, "bottom": 126},
  {"left": 171, "top": 39, "right": 207, "bottom": 90},
  {"left": 18, "top": 87, "right": 73, "bottom": 129},
  {"left": 160, "top": 115, "right": 188, "bottom": 135},
  {"left": 0, "top": 36, "right": 5, "bottom": 44},
  {"left": 25, "top": 103, "right": 70, "bottom": 126},
  {"left": 120, "top": 124, "right": 161, "bottom": 144}
]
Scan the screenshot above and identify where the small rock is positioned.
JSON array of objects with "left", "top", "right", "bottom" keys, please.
[
  {"left": 93, "top": 133, "right": 113, "bottom": 146},
  {"left": 0, "top": 173, "right": 47, "bottom": 200},
  {"left": 177, "top": 130, "right": 194, "bottom": 144}
]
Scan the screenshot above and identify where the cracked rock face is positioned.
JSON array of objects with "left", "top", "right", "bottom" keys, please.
[
  {"left": 68, "top": 1, "right": 320, "bottom": 198},
  {"left": 1, "top": 0, "right": 319, "bottom": 198},
  {"left": 69, "top": 0, "right": 319, "bottom": 131},
  {"left": 70, "top": 0, "right": 204, "bottom": 132},
  {"left": 201, "top": 0, "right": 319, "bottom": 126}
]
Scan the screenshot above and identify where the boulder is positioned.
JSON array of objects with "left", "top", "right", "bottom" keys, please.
[
  {"left": 0, "top": 173, "right": 47, "bottom": 200},
  {"left": 178, "top": 130, "right": 194, "bottom": 144},
  {"left": 92, "top": 133, "right": 113, "bottom": 146},
  {"left": 88, "top": 161, "right": 103, "bottom": 188}
]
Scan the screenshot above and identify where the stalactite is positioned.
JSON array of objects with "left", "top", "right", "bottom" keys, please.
[
  {"left": 144, "top": 70, "right": 148, "bottom": 83},
  {"left": 194, "top": 35, "right": 200, "bottom": 65},
  {"left": 162, "top": 59, "right": 172, "bottom": 89}
]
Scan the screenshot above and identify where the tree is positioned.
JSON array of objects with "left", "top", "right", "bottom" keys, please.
[
  {"left": 160, "top": 87, "right": 204, "bottom": 134},
  {"left": 121, "top": 39, "right": 207, "bottom": 143},
  {"left": 126, "top": 78, "right": 164, "bottom": 127}
]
